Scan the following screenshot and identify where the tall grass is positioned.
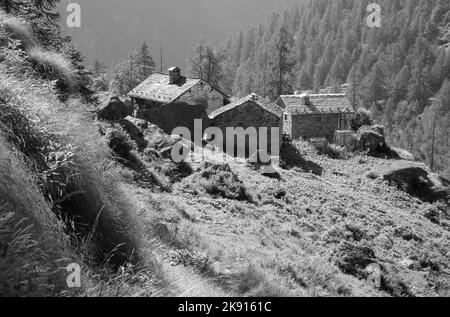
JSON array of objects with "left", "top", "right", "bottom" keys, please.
[
  {"left": 28, "top": 47, "right": 77, "bottom": 90},
  {"left": 0, "top": 64, "right": 140, "bottom": 267},
  {"left": 0, "top": 9, "right": 76, "bottom": 90},
  {"left": 0, "top": 139, "right": 69, "bottom": 296},
  {"left": 0, "top": 10, "right": 34, "bottom": 50}
]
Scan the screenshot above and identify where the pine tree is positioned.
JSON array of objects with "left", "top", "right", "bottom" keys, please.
[
  {"left": 136, "top": 42, "right": 155, "bottom": 81},
  {"left": 269, "top": 25, "right": 294, "bottom": 98}
]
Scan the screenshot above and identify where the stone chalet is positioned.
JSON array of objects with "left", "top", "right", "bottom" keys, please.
[
  {"left": 209, "top": 94, "right": 284, "bottom": 156},
  {"left": 276, "top": 93, "right": 355, "bottom": 143},
  {"left": 128, "top": 67, "right": 230, "bottom": 133}
]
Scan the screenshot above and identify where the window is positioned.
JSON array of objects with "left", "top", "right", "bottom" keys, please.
[{"left": 284, "top": 114, "right": 288, "bottom": 120}]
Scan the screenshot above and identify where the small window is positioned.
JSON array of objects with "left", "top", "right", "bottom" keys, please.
[{"left": 284, "top": 114, "right": 288, "bottom": 120}]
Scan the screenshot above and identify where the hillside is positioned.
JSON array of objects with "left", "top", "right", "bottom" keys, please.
[
  {"left": 0, "top": 2, "right": 449, "bottom": 298},
  {"left": 116, "top": 140, "right": 449, "bottom": 297}
]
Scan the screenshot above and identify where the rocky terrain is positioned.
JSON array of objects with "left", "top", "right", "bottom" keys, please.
[{"left": 97, "top": 103, "right": 450, "bottom": 297}]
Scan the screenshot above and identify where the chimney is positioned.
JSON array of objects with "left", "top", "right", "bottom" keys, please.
[
  {"left": 168, "top": 66, "right": 181, "bottom": 84},
  {"left": 300, "top": 93, "right": 310, "bottom": 106}
]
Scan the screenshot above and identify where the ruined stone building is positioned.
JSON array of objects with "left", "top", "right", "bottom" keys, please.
[
  {"left": 276, "top": 94, "right": 355, "bottom": 143},
  {"left": 208, "top": 94, "right": 283, "bottom": 157},
  {"left": 129, "top": 67, "right": 230, "bottom": 133}
]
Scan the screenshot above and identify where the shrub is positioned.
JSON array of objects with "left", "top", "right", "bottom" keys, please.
[
  {"left": 279, "top": 136, "right": 323, "bottom": 175},
  {"left": 105, "top": 126, "right": 137, "bottom": 161},
  {"left": 199, "top": 163, "right": 252, "bottom": 202},
  {"left": 316, "top": 142, "right": 349, "bottom": 159},
  {"left": 350, "top": 108, "right": 373, "bottom": 131}
]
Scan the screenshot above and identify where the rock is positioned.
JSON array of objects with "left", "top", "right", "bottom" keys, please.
[
  {"left": 390, "top": 147, "right": 415, "bottom": 161},
  {"left": 399, "top": 259, "right": 417, "bottom": 269},
  {"left": 153, "top": 222, "right": 176, "bottom": 242},
  {"left": 383, "top": 162, "right": 450, "bottom": 203},
  {"left": 261, "top": 165, "right": 281, "bottom": 179},
  {"left": 352, "top": 125, "right": 391, "bottom": 156},
  {"left": 97, "top": 96, "right": 132, "bottom": 121},
  {"left": 117, "top": 116, "right": 148, "bottom": 150},
  {"left": 144, "top": 124, "right": 177, "bottom": 150}
]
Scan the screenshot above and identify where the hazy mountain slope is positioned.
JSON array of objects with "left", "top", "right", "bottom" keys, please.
[{"left": 58, "top": 0, "right": 298, "bottom": 68}]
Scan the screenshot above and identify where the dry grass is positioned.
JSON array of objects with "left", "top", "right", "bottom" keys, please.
[
  {"left": 28, "top": 47, "right": 76, "bottom": 89},
  {"left": 0, "top": 10, "right": 34, "bottom": 50},
  {"left": 0, "top": 62, "right": 166, "bottom": 296}
]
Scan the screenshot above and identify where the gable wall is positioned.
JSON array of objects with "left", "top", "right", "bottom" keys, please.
[
  {"left": 210, "top": 101, "right": 282, "bottom": 157},
  {"left": 178, "top": 82, "right": 226, "bottom": 115}
]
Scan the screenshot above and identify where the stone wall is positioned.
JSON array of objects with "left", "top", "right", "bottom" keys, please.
[
  {"left": 288, "top": 114, "right": 342, "bottom": 142},
  {"left": 136, "top": 101, "right": 209, "bottom": 135},
  {"left": 178, "top": 82, "right": 227, "bottom": 115},
  {"left": 210, "top": 101, "right": 283, "bottom": 157}
]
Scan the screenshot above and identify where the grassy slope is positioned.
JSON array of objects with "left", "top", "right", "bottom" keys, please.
[{"left": 123, "top": 144, "right": 450, "bottom": 297}]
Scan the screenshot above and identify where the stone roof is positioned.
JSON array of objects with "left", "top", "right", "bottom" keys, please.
[
  {"left": 209, "top": 94, "right": 283, "bottom": 119},
  {"left": 129, "top": 73, "right": 201, "bottom": 103},
  {"left": 279, "top": 94, "right": 355, "bottom": 115}
]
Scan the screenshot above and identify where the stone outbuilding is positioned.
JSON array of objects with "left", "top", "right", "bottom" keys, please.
[
  {"left": 208, "top": 94, "right": 283, "bottom": 157},
  {"left": 277, "top": 93, "right": 355, "bottom": 142},
  {"left": 129, "top": 67, "right": 230, "bottom": 133}
]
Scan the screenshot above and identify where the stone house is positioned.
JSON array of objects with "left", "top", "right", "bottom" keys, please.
[
  {"left": 276, "top": 93, "right": 355, "bottom": 143},
  {"left": 129, "top": 67, "right": 230, "bottom": 133},
  {"left": 208, "top": 94, "right": 284, "bottom": 157}
]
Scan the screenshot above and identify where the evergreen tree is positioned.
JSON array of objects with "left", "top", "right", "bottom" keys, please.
[{"left": 136, "top": 42, "right": 155, "bottom": 81}]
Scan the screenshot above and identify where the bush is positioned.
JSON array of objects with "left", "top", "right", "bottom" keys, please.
[
  {"left": 199, "top": 163, "right": 253, "bottom": 202},
  {"left": 105, "top": 126, "right": 137, "bottom": 161},
  {"left": 350, "top": 108, "right": 373, "bottom": 131},
  {"left": 316, "top": 142, "right": 349, "bottom": 159}
]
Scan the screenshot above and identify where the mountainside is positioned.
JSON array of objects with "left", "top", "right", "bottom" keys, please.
[
  {"left": 1, "top": 1, "right": 450, "bottom": 298},
  {"left": 213, "top": 0, "right": 450, "bottom": 178}
]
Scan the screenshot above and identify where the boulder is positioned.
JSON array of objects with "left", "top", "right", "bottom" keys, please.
[
  {"left": 352, "top": 125, "right": 391, "bottom": 156},
  {"left": 383, "top": 162, "right": 450, "bottom": 203},
  {"left": 390, "top": 147, "right": 415, "bottom": 161},
  {"left": 97, "top": 96, "right": 132, "bottom": 121},
  {"left": 144, "top": 124, "right": 177, "bottom": 150}
]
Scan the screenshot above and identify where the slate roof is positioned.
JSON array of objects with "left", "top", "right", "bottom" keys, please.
[
  {"left": 128, "top": 73, "right": 201, "bottom": 103},
  {"left": 209, "top": 94, "right": 283, "bottom": 119},
  {"left": 279, "top": 94, "right": 355, "bottom": 115}
]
